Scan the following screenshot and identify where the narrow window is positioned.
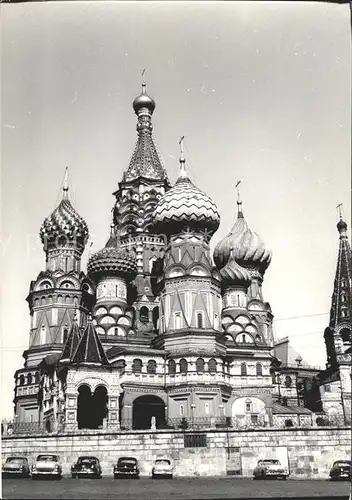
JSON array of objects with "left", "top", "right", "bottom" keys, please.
[
  {"left": 180, "top": 404, "right": 184, "bottom": 416},
  {"left": 140, "top": 307, "right": 149, "bottom": 323},
  {"left": 175, "top": 312, "right": 181, "bottom": 329},
  {"left": 132, "top": 359, "right": 142, "bottom": 374},
  {"left": 180, "top": 358, "right": 188, "bottom": 374},
  {"left": 147, "top": 360, "right": 157, "bottom": 374},
  {"left": 197, "top": 312, "right": 203, "bottom": 329},
  {"left": 256, "top": 363, "right": 263, "bottom": 376},
  {"left": 168, "top": 359, "right": 176, "bottom": 375},
  {"left": 208, "top": 358, "right": 217, "bottom": 373},
  {"left": 205, "top": 402, "right": 210, "bottom": 415},
  {"left": 196, "top": 358, "right": 205, "bottom": 372},
  {"left": 241, "top": 363, "right": 247, "bottom": 376}
]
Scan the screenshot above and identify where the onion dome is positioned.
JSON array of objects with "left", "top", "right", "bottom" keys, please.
[
  {"left": 40, "top": 168, "right": 89, "bottom": 253},
  {"left": 133, "top": 82, "right": 155, "bottom": 117},
  {"left": 219, "top": 252, "right": 251, "bottom": 288},
  {"left": 337, "top": 217, "right": 348, "bottom": 235},
  {"left": 87, "top": 225, "right": 137, "bottom": 282},
  {"left": 214, "top": 201, "right": 272, "bottom": 276},
  {"left": 153, "top": 147, "right": 220, "bottom": 237}
]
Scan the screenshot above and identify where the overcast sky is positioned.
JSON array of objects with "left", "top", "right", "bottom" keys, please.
[{"left": 1, "top": 1, "right": 351, "bottom": 419}]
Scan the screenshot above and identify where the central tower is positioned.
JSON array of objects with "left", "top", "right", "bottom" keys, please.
[{"left": 111, "top": 83, "right": 171, "bottom": 340}]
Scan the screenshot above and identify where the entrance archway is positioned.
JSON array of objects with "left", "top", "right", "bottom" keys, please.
[
  {"left": 77, "top": 384, "right": 92, "bottom": 429},
  {"left": 132, "top": 395, "right": 165, "bottom": 430},
  {"left": 77, "top": 384, "right": 108, "bottom": 429}
]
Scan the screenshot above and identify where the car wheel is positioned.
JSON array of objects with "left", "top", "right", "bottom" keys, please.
[{"left": 169, "top": 475, "right": 173, "bottom": 479}]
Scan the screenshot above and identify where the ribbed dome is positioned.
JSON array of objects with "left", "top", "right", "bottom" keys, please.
[
  {"left": 87, "top": 229, "right": 137, "bottom": 282},
  {"left": 337, "top": 218, "right": 348, "bottom": 233},
  {"left": 219, "top": 254, "right": 251, "bottom": 288},
  {"left": 40, "top": 197, "right": 89, "bottom": 252},
  {"left": 133, "top": 83, "right": 155, "bottom": 116},
  {"left": 153, "top": 159, "right": 220, "bottom": 237},
  {"left": 214, "top": 205, "right": 271, "bottom": 275}
]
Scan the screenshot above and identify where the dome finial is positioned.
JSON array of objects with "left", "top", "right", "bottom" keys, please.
[
  {"left": 178, "top": 135, "right": 188, "bottom": 178},
  {"left": 63, "top": 166, "right": 69, "bottom": 199},
  {"left": 336, "top": 203, "right": 348, "bottom": 236},
  {"left": 235, "top": 180, "right": 243, "bottom": 218}
]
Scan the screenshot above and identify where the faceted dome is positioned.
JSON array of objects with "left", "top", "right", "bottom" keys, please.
[
  {"left": 40, "top": 197, "right": 89, "bottom": 252},
  {"left": 214, "top": 205, "right": 271, "bottom": 276},
  {"left": 87, "top": 230, "right": 137, "bottom": 282},
  {"left": 153, "top": 161, "right": 220, "bottom": 237},
  {"left": 219, "top": 254, "right": 251, "bottom": 288},
  {"left": 133, "top": 83, "right": 155, "bottom": 116}
]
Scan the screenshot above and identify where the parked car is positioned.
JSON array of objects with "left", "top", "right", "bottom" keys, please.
[
  {"left": 151, "top": 458, "right": 173, "bottom": 479},
  {"left": 253, "top": 459, "right": 289, "bottom": 480},
  {"left": 2, "top": 456, "right": 30, "bottom": 478},
  {"left": 113, "top": 457, "right": 139, "bottom": 479},
  {"left": 329, "top": 460, "right": 351, "bottom": 481},
  {"left": 31, "top": 454, "right": 62, "bottom": 479},
  {"left": 71, "top": 456, "right": 102, "bottom": 479}
]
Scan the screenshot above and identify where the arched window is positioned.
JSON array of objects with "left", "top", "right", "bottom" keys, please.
[
  {"left": 196, "top": 358, "right": 205, "bottom": 373},
  {"left": 245, "top": 399, "right": 252, "bottom": 412},
  {"left": 179, "top": 358, "right": 188, "bottom": 374},
  {"left": 147, "top": 360, "right": 157, "bottom": 374},
  {"left": 208, "top": 358, "right": 217, "bottom": 373},
  {"left": 152, "top": 307, "right": 159, "bottom": 330},
  {"left": 40, "top": 325, "right": 46, "bottom": 344},
  {"left": 63, "top": 327, "right": 69, "bottom": 344},
  {"left": 139, "top": 307, "right": 149, "bottom": 323},
  {"left": 132, "top": 359, "right": 142, "bottom": 374},
  {"left": 256, "top": 363, "right": 263, "bottom": 376},
  {"left": 241, "top": 363, "right": 247, "bottom": 376},
  {"left": 168, "top": 359, "right": 176, "bottom": 375},
  {"left": 242, "top": 334, "right": 246, "bottom": 343},
  {"left": 19, "top": 375, "right": 25, "bottom": 386},
  {"left": 35, "top": 372, "right": 40, "bottom": 384},
  {"left": 27, "top": 373, "right": 32, "bottom": 385},
  {"left": 285, "top": 376, "right": 292, "bottom": 388},
  {"left": 197, "top": 312, "right": 203, "bottom": 329}
]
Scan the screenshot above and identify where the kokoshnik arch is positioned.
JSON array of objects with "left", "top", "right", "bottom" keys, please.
[{"left": 12, "top": 83, "right": 351, "bottom": 433}]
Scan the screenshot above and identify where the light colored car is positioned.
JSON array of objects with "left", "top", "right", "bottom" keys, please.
[
  {"left": 2, "top": 456, "right": 30, "bottom": 478},
  {"left": 31, "top": 454, "right": 62, "bottom": 479},
  {"left": 152, "top": 458, "right": 173, "bottom": 479},
  {"left": 253, "top": 459, "right": 289, "bottom": 480}
]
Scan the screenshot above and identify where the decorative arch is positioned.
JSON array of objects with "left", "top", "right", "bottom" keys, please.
[
  {"left": 240, "top": 363, "right": 247, "bottom": 376},
  {"left": 168, "top": 359, "right": 176, "bottom": 374},
  {"left": 208, "top": 358, "right": 217, "bottom": 373},
  {"left": 179, "top": 358, "right": 188, "bottom": 374},
  {"left": 147, "top": 360, "right": 157, "bottom": 374},
  {"left": 132, "top": 395, "right": 166, "bottom": 430}
]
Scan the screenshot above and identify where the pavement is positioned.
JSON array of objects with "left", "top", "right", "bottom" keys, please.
[{"left": 1, "top": 476, "right": 351, "bottom": 500}]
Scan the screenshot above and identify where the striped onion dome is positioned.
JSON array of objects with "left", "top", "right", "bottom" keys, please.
[
  {"left": 153, "top": 156, "right": 220, "bottom": 237},
  {"left": 87, "top": 227, "right": 137, "bottom": 282},
  {"left": 40, "top": 182, "right": 89, "bottom": 253},
  {"left": 214, "top": 202, "right": 272, "bottom": 276},
  {"left": 219, "top": 253, "right": 251, "bottom": 288}
]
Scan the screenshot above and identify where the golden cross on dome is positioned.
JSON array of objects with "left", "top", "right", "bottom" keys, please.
[
  {"left": 141, "top": 68, "right": 146, "bottom": 92},
  {"left": 63, "top": 166, "right": 69, "bottom": 198},
  {"left": 178, "top": 136, "right": 188, "bottom": 178},
  {"left": 336, "top": 203, "right": 343, "bottom": 219},
  {"left": 235, "top": 180, "right": 242, "bottom": 205}
]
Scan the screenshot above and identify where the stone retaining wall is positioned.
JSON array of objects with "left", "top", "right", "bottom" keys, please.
[{"left": 2, "top": 427, "right": 350, "bottom": 478}]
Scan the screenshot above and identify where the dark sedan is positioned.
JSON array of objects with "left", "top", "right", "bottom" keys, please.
[
  {"left": 329, "top": 460, "right": 351, "bottom": 481},
  {"left": 2, "top": 456, "right": 30, "bottom": 478},
  {"left": 113, "top": 457, "right": 139, "bottom": 479},
  {"left": 71, "top": 456, "right": 102, "bottom": 479}
]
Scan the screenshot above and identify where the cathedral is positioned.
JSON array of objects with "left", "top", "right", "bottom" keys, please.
[{"left": 12, "top": 83, "right": 351, "bottom": 434}]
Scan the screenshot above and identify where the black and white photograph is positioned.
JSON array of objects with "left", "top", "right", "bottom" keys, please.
[{"left": 1, "top": 1, "right": 351, "bottom": 499}]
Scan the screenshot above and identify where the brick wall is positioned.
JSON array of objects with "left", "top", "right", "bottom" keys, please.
[{"left": 2, "top": 427, "right": 350, "bottom": 478}]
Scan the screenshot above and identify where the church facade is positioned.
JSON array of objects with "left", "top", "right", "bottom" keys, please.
[{"left": 12, "top": 84, "right": 351, "bottom": 434}]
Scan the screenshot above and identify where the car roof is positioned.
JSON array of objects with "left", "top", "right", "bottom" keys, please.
[
  {"left": 118, "top": 456, "right": 137, "bottom": 460},
  {"left": 78, "top": 456, "right": 99, "bottom": 460},
  {"left": 7, "top": 456, "right": 28, "bottom": 460}
]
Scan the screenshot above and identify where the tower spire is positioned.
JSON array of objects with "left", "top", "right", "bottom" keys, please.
[
  {"left": 178, "top": 135, "right": 189, "bottom": 179},
  {"left": 63, "top": 166, "right": 69, "bottom": 199},
  {"left": 235, "top": 180, "right": 243, "bottom": 218}
]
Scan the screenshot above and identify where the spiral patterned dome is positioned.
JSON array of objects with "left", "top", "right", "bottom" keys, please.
[
  {"left": 153, "top": 159, "right": 220, "bottom": 236},
  {"left": 214, "top": 204, "right": 271, "bottom": 276},
  {"left": 40, "top": 196, "right": 89, "bottom": 253},
  {"left": 87, "top": 230, "right": 137, "bottom": 282},
  {"left": 133, "top": 83, "right": 155, "bottom": 116},
  {"left": 219, "top": 254, "right": 251, "bottom": 288}
]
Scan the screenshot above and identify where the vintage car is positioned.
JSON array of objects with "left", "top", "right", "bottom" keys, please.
[
  {"left": 329, "top": 460, "right": 351, "bottom": 481},
  {"left": 253, "top": 459, "right": 289, "bottom": 480},
  {"left": 113, "top": 457, "right": 139, "bottom": 479},
  {"left": 31, "top": 454, "right": 62, "bottom": 479},
  {"left": 71, "top": 456, "right": 102, "bottom": 479},
  {"left": 151, "top": 458, "right": 173, "bottom": 479},
  {"left": 2, "top": 456, "right": 30, "bottom": 478}
]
